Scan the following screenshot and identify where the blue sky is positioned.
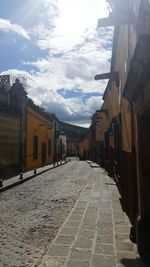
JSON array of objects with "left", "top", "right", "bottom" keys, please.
[{"left": 0, "top": 0, "right": 112, "bottom": 127}]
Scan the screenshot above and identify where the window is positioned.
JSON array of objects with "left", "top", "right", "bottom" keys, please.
[
  {"left": 33, "top": 135, "right": 38, "bottom": 160},
  {"left": 48, "top": 139, "right": 51, "bottom": 156}
]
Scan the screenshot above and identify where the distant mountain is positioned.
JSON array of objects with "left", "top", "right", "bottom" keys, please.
[{"left": 60, "top": 121, "right": 88, "bottom": 141}]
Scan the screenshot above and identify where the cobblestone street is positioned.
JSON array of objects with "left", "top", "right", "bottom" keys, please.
[
  {"left": 0, "top": 159, "right": 91, "bottom": 267},
  {"left": 0, "top": 160, "right": 143, "bottom": 267}
]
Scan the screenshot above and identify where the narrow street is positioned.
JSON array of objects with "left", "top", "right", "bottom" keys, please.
[{"left": 0, "top": 159, "right": 143, "bottom": 267}]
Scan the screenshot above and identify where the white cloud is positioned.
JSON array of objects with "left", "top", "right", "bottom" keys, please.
[
  {"left": 1, "top": 69, "right": 103, "bottom": 126},
  {"left": 1, "top": 0, "right": 113, "bottom": 126},
  {"left": 86, "top": 96, "right": 103, "bottom": 112},
  {"left": 33, "top": 0, "right": 109, "bottom": 53},
  {"left": 24, "top": 26, "right": 112, "bottom": 94},
  {"left": 0, "top": 18, "right": 30, "bottom": 39}
]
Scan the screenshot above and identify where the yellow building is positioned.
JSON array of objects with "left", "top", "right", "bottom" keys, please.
[
  {"left": 96, "top": 0, "right": 150, "bottom": 259},
  {"left": 96, "top": 2, "right": 133, "bottom": 182},
  {"left": 26, "top": 99, "right": 54, "bottom": 170}
]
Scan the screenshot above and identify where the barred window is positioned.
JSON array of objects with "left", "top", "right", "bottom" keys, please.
[{"left": 33, "top": 135, "right": 38, "bottom": 160}]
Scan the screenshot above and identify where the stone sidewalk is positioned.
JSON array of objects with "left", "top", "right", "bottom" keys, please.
[
  {"left": 0, "top": 160, "right": 69, "bottom": 193},
  {"left": 39, "top": 164, "right": 143, "bottom": 267}
]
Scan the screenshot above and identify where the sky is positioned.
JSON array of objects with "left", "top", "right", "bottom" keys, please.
[{"left": 0, "top": 0, "right": 113, "bottom": 128}]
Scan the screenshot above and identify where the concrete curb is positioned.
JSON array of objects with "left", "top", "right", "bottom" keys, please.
[{"left": 0, "top": 160, "right": 70, "bottom": 193}]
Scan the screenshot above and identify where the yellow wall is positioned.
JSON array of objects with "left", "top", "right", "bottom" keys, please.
[
  {"left": 102, "top": 82, "right": 120, "bottom": 148},
  {"left": 98, "top": 112, "right": 108, "bottom": 142},
  {"left": 26, "top": 106, "right": 54, "bottom": 170},
  {"left": 103, "top": 83, "right": 120, "bottom": 123},
  {"left": 115, "top": 25, "right": 132, "bottom": 152}
]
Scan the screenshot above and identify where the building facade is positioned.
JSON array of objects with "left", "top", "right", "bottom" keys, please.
[
  {"left": 0, "top": 77, "right": 56, "bottom": 176},
  {"left": 0, "top": 77, "right": 27, "bottom": 177},
  {"left": 26, "top": 99, "right": 54, "bottom": 170},
  {"left": 92, "top": 0, "right": 150, "bottom": 261}
]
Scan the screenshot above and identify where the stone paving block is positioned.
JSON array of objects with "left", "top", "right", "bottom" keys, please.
[
  {"left": 97, "top": 227, "right": 114, "bottom": 236},
  {"left": 86, "top": 207, "right": 98, "bottom": 213},
  {"left": 97, "top": 222, "right": 113, "bottom": 228},
  {"left": 98, "top": 213, "right": 113, "bottom": 223},
  {"left": 99, "top": 208, "right": 112, "bottom": 214},
  {"left": 96, "top": 235, "right": 114, "bottom": 244},
  {"left": 55, "top": 235, "right": 75, "bottom": 245},
  {"left": 70, "top": 211, "right": 84, "bottom": 216},
  {"left": 69, "top": 248, "right": 91, "bottom": 261},
  {"left": 90, "top": 191, "right": 101, "bottom": 199},
  {"left": 83, "top": 217, "right": 97, "bottom": 225},
  {"left": 115, "top": 220, "right": 130, "bottom": 227},
  {"left": 116, "top": 241, "right": 134, "bottom": 252},
  {"left": 84, "top": 212, "right": 98, "bottom": 219},
  {"left": 81, "top": 223, "right": 96, "bottom": 230},
  {"left": 59, "top": 227, "right": 78, "bottom": 236},
  {"left": 82, "top": 189, "right": 92, "bottom": 193},
  {"left": 76, "top": 201, "right": 87, "bottom": 207},
  {"left": 79, "top": 229, "right": 96, "bottom": 239},
  {"left": 67, "top": 260, "right": 90, "bottom": 267},
  {"left": 112, "top": 205, "right": 123, "bottom": 212},
  {"left": 73, "top": 207, "right": 86, "bottom": 212},
  {"left": 69, "top": 215, "right": 83, "bottom": 221},
  {"left": 115, "top": 233, "right": 130, "bottom": 242},
  {"left": 64, "top": 220, "right": 81, "bottom": 228},
  {"left": 47, "top": 244, "right": 70, "bottom": 257},
  {"left": 81, "top": 191, "right": 92, "bottom": 197},
  {"left": 113, "top": 212, "right": 128, "bottom": 221},
  {"left": 99, "top": 204, "right": 112, "bottom": 210},
  {"left": 39, "top": 256, "right": 65, "bottom": 267},
  {"left": 74, "top": 237, "right": 93, "bottom": 249},
  {"left": 92, "top": 254, "right": 116, "bottom": 267},
  {"left": 115, "top": 226, "right": 130, "bottom": 234},
  {"left": 94, "top": 243, "right": 115, "bottom": 256},
  {"left": 88, "top": 202, "right": 100, "bottom": 208}
]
